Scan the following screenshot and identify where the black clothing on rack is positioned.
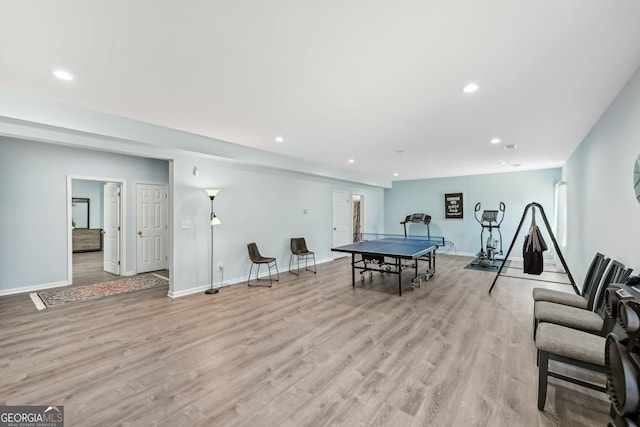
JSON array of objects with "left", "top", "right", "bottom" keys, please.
[{"left": 523, "top": 207, "right": 548, "bottom": 275}]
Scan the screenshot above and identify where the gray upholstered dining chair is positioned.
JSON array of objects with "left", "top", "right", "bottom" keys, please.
[
  {"left": 533, "top": 260, "right": 633, "bottom": 336},
  {"left": 532, "top": 252, "right": 610, "bottom": 310},
  {"left": 535, "top": 287, "right": 635, "bottom": 411},
  {"left": 535, "top": 322, "right": 608, "bottom": 410}
]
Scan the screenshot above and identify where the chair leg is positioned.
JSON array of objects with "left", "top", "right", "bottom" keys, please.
[
  {"left": 247, "top": 263, "right": 254, "bottom": 286},
  {"left": 538, "top": 350, "right": 549, "bottom": 410},
  {"left": 289, "top": 254, "right": 298, "bottom": 275},
  {"left": 249, "top": 263, "right": 271, "bottom": 287},
  {"left": 273, "top": 261, "right": 280, "bottom": 281},
  {"left": 291, "top": 254, "right": 316, "bottom": 275}
]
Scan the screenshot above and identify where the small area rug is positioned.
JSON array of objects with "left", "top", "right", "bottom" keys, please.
[
  {"left": 31, "top": 273, "right": 168, "bottom": 310},
  {"left": 464, "top": 258, "right": 508, "bottom": 272}
]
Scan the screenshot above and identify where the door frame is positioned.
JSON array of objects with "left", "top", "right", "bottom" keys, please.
[
  {"left": 67, "top": 175, "right": 126, "bottom": 284},
  {"left": 134, "top": 181, "right": 169, "bottom": 274}
]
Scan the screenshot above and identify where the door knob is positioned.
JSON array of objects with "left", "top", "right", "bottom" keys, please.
[{"left": 138, "top": 231, "right": 142, "bottom": 236}]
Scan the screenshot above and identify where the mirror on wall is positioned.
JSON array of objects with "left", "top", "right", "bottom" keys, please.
[
  {"left": 635, "top": 155, "right": 640, "bottom": 204},
  {"left": 72, "top": 197, "right": 90, "bottom": 228}
]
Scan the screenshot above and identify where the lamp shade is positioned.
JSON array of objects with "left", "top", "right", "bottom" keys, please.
[
  {"left": 211, "top": 214, "right": 221, "bottom": 226},
  {"left": 205, "top": 188, "right": 220, "bottom": 198}
]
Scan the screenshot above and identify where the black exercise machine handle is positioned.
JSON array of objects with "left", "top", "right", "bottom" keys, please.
[{"left": 474, "top": 203, "right": 482, "bottom": 224}]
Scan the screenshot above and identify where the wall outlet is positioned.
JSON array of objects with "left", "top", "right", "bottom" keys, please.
[{"left": 218, "top": 263, "right": 224, "bottom": 270}]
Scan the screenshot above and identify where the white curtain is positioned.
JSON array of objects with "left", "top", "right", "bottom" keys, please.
[{"left": 553, "top": 181, "right": 567, "bottom": 270}]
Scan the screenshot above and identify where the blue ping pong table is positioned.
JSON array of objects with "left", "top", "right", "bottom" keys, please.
[{"left": 331, "top": 234, "right": 445, "bottom": 296}]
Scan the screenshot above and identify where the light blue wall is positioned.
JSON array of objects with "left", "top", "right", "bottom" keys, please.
[
  {"left": 170, "top": 156, "right": 385, "bottom": 296},
  {"left": 0, "top": 136, "right": 385, "bottom": 295},
  {"left": 384, "top": 168, "right": 562, "bottom": 258},
  {"left": 6, "top": 65, "right": 639, "bottom": 296},
  {"left": 0, "top": 137, "right": 169, "bottom": 291},
  {"left": 72, "top": 179, "right": 104, "bottom": 228},
  {"left": 563, "top": 66, "right": 640, "bottom": 285},
  {"left": 0, "top": 90, "right": 390, "bottom": 296}
]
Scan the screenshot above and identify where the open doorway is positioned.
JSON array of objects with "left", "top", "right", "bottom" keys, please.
[
  {"left": 353, "top": 194, "right": 364, "bottom": 242},
  {"left": 67, "top": 177, "right": 125, "bottom": 286}
]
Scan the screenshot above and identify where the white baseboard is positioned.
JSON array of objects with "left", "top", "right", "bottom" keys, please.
[
  {"left": 2, "top": 271, "right": 156, "bottom": 297},
  {"left": 168, "top": 284, "right": 219, "bottom": 298},
  {"left": 30, "top": 293, "right": 47, "bottom": 310},
  {"left": 167, "top": 256, "right": 336, "bottom": 298},
  {"left": 439, "top": 250, "right": 476, "bottom": 257},
  {"left": 0, "top": 280, "right": 68, "bottom": 296},
  {"left": 152, "top": 272, "right": 170, "bottom": 281},
  {"left": 440, "top": 251, "right": 556, "bottom": 265}
]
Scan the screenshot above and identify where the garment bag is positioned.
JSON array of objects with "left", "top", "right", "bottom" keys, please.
[{"left": 523, "top": 207, "right": 547, "bottom": 275}]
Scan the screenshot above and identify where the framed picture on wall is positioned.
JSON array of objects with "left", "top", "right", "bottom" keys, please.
[{"left": 445, "top": 193, "right": 463, "bottom": 219}]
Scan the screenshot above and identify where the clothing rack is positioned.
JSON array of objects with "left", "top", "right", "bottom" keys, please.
[{"left": 488, "top": 202, "right": 576, "bottom": 294}]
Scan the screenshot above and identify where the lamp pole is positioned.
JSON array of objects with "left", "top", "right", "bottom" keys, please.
[{"left": 205, "top": 189, "right": 220, "bottom": 294}]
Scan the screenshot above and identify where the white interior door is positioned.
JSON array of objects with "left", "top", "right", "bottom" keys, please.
[
  {"left": 332, "top": 190, "right": 350, "bottom": 256},
  {"left": 137, "top": 183, "right": 168, "bottom": 273},
  {"left": 103, "top": 182, "right": 121, "bottom": 275}
]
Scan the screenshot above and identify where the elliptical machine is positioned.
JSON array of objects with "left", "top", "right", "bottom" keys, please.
[{"left": 473, "top": 202, "right": 505, "bottom": 266}]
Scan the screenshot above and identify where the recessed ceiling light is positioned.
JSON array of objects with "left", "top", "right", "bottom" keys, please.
[
  {"left": 490, "top": 138, "right": 501, "bottom": 144},
  {"left": 462, "top": 83, "right": 479, "bottom": 93},
  {"left": 393, "top": 173, "right": 399, "bottom": 177},
  {"left": 498, "top": 161, "right": 507, "bottom": 166},
  {"left": 503, "top": 144, "right": 518, "bottom": 150},
  {"left": 348, "top": 159, "right": 355, "bottom": 164},
  {"left": 274, "top": 136, "right": 284, "bottom": 143},
  {"left": 50, "top": 69, "right": 74, "bottom": 81}
]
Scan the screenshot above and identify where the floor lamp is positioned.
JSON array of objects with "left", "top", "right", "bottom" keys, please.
[{"left": 204, "top": 188, "right": 221, "bottom": 294}]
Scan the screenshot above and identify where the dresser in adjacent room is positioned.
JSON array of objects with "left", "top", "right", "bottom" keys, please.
[{"left": 72, "top": 228, "right": 103, "bottom": 252}]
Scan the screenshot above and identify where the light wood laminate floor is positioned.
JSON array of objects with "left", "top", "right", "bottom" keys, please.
[
  {"left": 73, "top": 251, "right": 121, "bottom": 286},
  {"left": 73, "top": 251, "right": 170, "bottom": 286},
  {"left": 0, "top": 255, "right": 610, "bottom": 426}
]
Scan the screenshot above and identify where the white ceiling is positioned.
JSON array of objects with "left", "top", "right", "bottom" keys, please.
[{"left": 1, "top": 1, "right": 640, "bottom": 182}]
